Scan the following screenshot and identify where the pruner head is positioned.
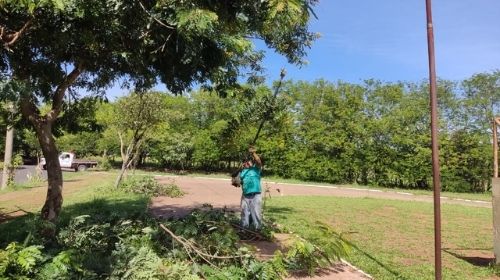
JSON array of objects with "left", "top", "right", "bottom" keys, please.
[{"left": 280, "top": 68, "right": 287, "bottom": 79}]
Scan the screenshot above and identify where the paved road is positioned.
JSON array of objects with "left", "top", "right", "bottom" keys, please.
[{"left": 0, "top": 165, "right": 47, "bottom": 185}]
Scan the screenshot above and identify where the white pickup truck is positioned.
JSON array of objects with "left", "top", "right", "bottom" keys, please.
[{"left": 40, "top": 152, "right": 98, "bottom": 172}]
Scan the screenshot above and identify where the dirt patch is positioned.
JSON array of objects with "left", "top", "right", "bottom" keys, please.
[
  {"left": 241, "top": 233, "right": 371, "bottom": 280},
  {"left": 242, "top": 233, "right": 294, "bottom": 260},
  {"left": 151, "top": 176, "right": 373, "bottom": 279}
]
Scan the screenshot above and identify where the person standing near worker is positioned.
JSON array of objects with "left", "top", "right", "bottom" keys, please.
[{"left": 239, "top": 145, "right": 263, "bottom": 229}]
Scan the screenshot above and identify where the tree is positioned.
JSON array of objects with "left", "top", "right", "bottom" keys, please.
[
  {"left": 148, "top": 96, "right": 194, "bottom": 170},
  {"left": 1, "top": 0, "right": 318, "bottom": 221},
  {"left": 96, "top": 92, "right": 166, "bottom": 187},
  {"left": 461, "top": 71, "right": 500, "bottom": 132}
]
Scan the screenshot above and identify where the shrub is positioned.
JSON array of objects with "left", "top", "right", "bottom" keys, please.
[
  {"left": 1, "top": 202, "right": 348, "bottom": 279},
  {"left": 121, "top": 176, "right": 184, "bottom": 198},
  {"left": 98, "top": 157, "right": 113, "bottom": 171},
  {"left": 0, "top": 242, "right": 44, "bottom": 278},
  {"left": 57, "top": 215, "right": 113, "bottom": 253}
]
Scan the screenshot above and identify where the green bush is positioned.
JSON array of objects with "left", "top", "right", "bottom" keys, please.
[
  {"left": 98, "top": 157, "right": 113, "bottom": 171},
  {"left": 57, "top": 215, "right": 113, "bottom": 253},
  {"left": 0, "top": 242, "right": 44, "bottom": 279},
  {"left": 121, "top": 176, "right": 184, "bottom": 198},
  {"left": 0, "top": 201, "right": 348, "bottom": 279}
]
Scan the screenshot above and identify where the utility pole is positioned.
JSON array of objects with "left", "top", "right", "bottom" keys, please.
[
  {"left": 1, "top": 103, "right": 16, "bottom": 190},
  {"left": 425, "top": 0, "right": 442, "bottom": 279}
]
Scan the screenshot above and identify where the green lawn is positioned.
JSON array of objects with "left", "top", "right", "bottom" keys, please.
[
  {"left": 0, "top": 170, "right": 85, "bottom": 194},
  {"left": 265, "top": 196, "right": 497, "bottom": 280},
  {"left": 2, "top": 171, "right": 496, "bottom": 279},
  {"left": 0, "top": 171, "right": 148, "bottom": 246}
]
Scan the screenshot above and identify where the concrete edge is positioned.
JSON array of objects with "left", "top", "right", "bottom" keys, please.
[{"left": 340, "top": 258, "right": 373, "bottom": 279}]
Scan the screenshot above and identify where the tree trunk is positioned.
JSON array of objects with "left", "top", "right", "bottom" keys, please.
[
  {"left": 1, "top": 125, "right": 14, "bottom": 190},
  {"left": 115, "top": 160, "right": 128, "bottom": 188},
  {"left": 17, "top": 65, "right": 82, "bottom": 222},
  {"left": 35, "top": 122, "right": 63, "bottom": 222},
  {"left": 115, "top": 133, "right": 133, "bottom": 188}
]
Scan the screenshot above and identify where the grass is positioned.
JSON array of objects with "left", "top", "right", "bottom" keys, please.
[
  {"left": 0, "top": 170, "right": 86, "bottom": 194},
  {"left": 265, "top": 196, "right": 497, "bottom": 280},
  {"left": 1, "top": 170, "right": 497, "bottom": 279},
  {"left": 0, "top": 171, "right": 149, "bottom": 247}
]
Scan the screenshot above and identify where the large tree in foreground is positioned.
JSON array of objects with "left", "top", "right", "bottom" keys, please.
[{"left": 0, "top": 0, "right": 318, "bottom": 221}]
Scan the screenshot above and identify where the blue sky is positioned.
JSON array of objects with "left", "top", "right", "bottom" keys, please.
[
  {"left": 259, "top": 0, "right": 500, "bottom": 84},
  {"left": 107, "top": 0, "right": 500, "bottom": 97}
]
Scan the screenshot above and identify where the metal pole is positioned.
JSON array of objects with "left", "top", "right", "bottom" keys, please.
[{"left": 425, "top": 0, "right": 442, "bottom": 279}]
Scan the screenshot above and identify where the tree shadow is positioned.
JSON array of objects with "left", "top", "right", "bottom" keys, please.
[
  {"left": 58, "top": 196, "right": 150, "bottom": 225},
  {"left": 151, "top": 204, "right": 240, "bottom": 220},
  {"left": 443, "top": 248, "right": 495, "bottom": 267},
  {"left": 0, "top": 196, "right": 150, "bottom": 247},
  {"left": 265, "top": 206, "right": 295, "bottom": 214},
  {"left": 63, "top": 179, "right": 82, "bottom": 183},
  {"left": 348, "top": 240, "right": 408, "bottom": 279},
  {"left": 288, "top": 262, "right": 365, "bottom": 278}
]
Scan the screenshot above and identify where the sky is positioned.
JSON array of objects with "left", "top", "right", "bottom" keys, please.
[
  {"left": 107, "top": 0, "right": 500, "bottom": 97},
  {"left": 259, "top": 0, "right": 500, "bottom": 84}
]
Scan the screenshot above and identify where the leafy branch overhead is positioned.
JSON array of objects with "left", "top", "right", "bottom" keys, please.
[
  {"left": 1, "top": 0, "right": 319, "bottom": 95},
  {"left": 1, "top": 0, "right": 319, "bottom": 220}
]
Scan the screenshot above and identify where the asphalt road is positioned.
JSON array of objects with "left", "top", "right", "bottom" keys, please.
[{"left": 0, "top": 165, "right": 47, "bottom": 184}]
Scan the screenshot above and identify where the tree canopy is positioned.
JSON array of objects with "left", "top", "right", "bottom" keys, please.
[{"left": 1, "top": 0, "right": 319, "bottom": 221}]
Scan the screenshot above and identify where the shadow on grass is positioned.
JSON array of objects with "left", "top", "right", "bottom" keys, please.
[
  {"left": 63, "top": 179, "right": 83, "bottom": 183},
  {"left": 265, "top": 206, "right": 295, "bottom": 214},
  {"left": 342, "top": 238, "right": 408, "bottom": 280},
  {"left": 151, "top": 204, "right": 240, "bottom": 219},
  {"left": 0, "top": 195, "right": 150, "bottom": 247},
  {"left": 0, "top": 207, "right": 32, "bottom": 224},
  {"left": 443, "top": 248, "right": 495, "bottom": 267},
  {"left": 265, "top": 206, "right": 404, "bottom": 279}
]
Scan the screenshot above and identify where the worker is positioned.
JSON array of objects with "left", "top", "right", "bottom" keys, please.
[{"left": 239, "top": 145, "right": 263, "bottom": 229}]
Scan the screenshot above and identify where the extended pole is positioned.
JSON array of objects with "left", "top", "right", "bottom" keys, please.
[
  {"left": 425, "top": 0, "right": 442, "bottom": 279},
  {"left": 252, "top": 68, "right": 286, "bottom": 145}
]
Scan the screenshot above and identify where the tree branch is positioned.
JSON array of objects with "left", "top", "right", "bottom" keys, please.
[
  {"left": 118, "top": 132, "right": 127, "bottom": 162},
  {"left": 127, "top": 138, "right": 145, "bottom": 170},
  {"left": 159, "top": 224, "right": 240, "bottom": 266},
  {"left": 1, "top": 19, "right": 32, "bottom": 50},
  {"left": 47, "top": 65, "right": 83, "bottom": 122},
  {"left": 138, "top": 0, "right": 175, "bottom": 30},
  {"left": 19, "top": 95, "right": 43, "bottom": 126}
]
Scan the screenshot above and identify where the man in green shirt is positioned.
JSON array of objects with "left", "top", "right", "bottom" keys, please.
[{"left": 240, "top": 146, "right": 263, "bottom": 229}]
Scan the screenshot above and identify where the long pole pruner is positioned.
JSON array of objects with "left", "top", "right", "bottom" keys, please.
[
  {"left": 251, "top": 68, "right": 287, "bottom": 145},
  {"left": 425, "top": 0, "right": 442, "bottom": 279}
]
